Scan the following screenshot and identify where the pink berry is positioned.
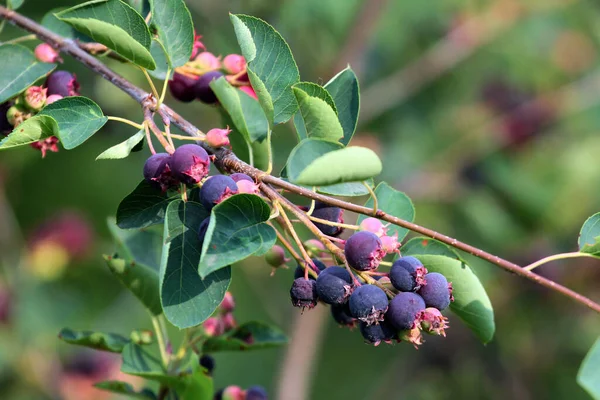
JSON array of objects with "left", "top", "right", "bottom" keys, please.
[
  {"left": 34, "top": 43, "right": 61, "bottom": 63},
  {"left": 45, "top": 94, "right": 63, "bottom": 105},
  {"left": 220, "top": 292, "right": 235, "bottom": 313},
  {"left": 202, "top": 317, "right": 224, "bottom": 337},
  {"left": 359, "top": 217, "right": 387, "bottom": 237},
  {"left": 194, "top": 51, "right": 221, "bottom": 71},
  {"left": 380, "top": 233, "right": 400, "bottom": 254},
  {"left": 205, "top": 127, "right": 231, "bottom": 147},
  {"left": 222, "top": 54, "right": 246, "bottom": 74},
  {"left": 221, "top": 386, "right": 245, "bottom": 400},
  {"left": 22, "top": 86, "right": 47, "bottom": 111},
  {"left": 236, "top": 179, "right": 260, "bottom": 194}
]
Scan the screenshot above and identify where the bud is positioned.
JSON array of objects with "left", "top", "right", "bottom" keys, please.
[
  {"left": 46, "top": 94, "right": 63, "bottom": 105},
  {"left": 30, "top": 136, "right": 60, "bottom": 158},
  {"left": 193, "top": 51, "right": 221, "bottom": 71},
  {"left": 222, "top": 312, "right": 237, "bottom": 332},
  {"left": 222, "top": 386, "right": 245, "bottom": 400},
  {"left": 236, "top": 179, "right": 260, "bottom": 194},
  {"left": 239, "top": 85, "right": 258, "bottom": 100},
  {"left": 202, "top": 317, "right": 224, "bottom": 337},
  {"left": 190, "top": 32, "right": 206, "bottom": 60},
  {"left": 130, "top": 330, "right": 154, "bottom": 345},
  {"left": 265, "top": 245, "right": 288, "bottom": 267},
  {"left": 398, "top": 326, "right": 423, "bottom": 349},
  {"left": 304, "top": 239, "right": 327, "bottom": 258},
  {"left": 34, "top": 43, "right": 61, "bottom": 63},
  {"left": 222, "top": 54, "right": 246, "bottom": 74},
  {"left": 220, "top": 291, "right": 235, "bottom": 313},
  {"left": 205, "top": 127, "right": 231, "bottom": 147},
  {"left": 6, "top": 104, "right": 31, "bottom": 127},
  {"left": 420, "top": 307, "right": 449, "bottom": 337},
  {"left": 22, "top": 86, "right": 47, "bottom": 111},
  {"left": 380, "top": 233, "right": 400, "bottom": 254},
  {"left": 359, "top": 217, "right": 387, "bottom": 237}
]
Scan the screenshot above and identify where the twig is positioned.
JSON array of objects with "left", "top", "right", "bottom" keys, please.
[{"left": 523, "top": 252, "right": 598, "bottom": 271}]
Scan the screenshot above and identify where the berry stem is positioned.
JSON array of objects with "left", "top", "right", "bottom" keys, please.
[
  {"left": 143, "top": 121, "right": 156, "bottom": 155},
  {"left": 162, "top": 132, "right": 205, "bottom": 141},
  {"left": 306, "top": 192, "right": 316, "bottom": 216},
  {"left": 363, "top": 181, "right": 378, "bottom": 214},
  {"left": 140, "top": 67, "right": 160, "bottom": 100},
  {"left": 2, "top": 33, "right": 35, "bottom": 44},
  {"left": 264, "top": 127, "right": 273, "bottom": 174},
  {"left": 144, "top": 108, "right": 174, "bottom": 154},
  {"left": 151, "top": 315, "right": 169, "bottom": 367},
  {"left": 157, "top": 67, "right": 171, "bottom": 108},
  {"left": 379, "top": 261, "right": 393, "bottom": 267},
  {"left": 307, "top": 214, "right": 359, "bottom": 231},
  {"left": 523, "top": 252, "right": 598, "bottom": 271},
  {"left": 274, "top": 202, "right": 316, "bottom": 279},
  {"left": 272, "top": 224, "right": 308, "bottom": 270},
  {"left": 106, "top": 116, "right": 144, "bottom": 130}
]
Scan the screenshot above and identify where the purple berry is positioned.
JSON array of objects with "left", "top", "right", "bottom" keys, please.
[
  {"left": 418, "top": 272, "right": 452, "bottom": 311},
  {"left": 199, "top": 354, "right": 215, "bottom": 375},
  {"left": 45, "top": 70, "right": 80, "bottom": 97},
  {"left": 348, "top": 284, "right": 388, "bottom": 325},
  {"left": 246, "top": 386, "right": 268, "bottom": 400},
  {"left": 359, "top": 320, "right": 396, "bottom": 346},
  {"left": 331, "top": 303, "right": 356, "bottom": 328},
  {"left": 389, "top": 256, "right": 428, "bottom": 292},
  {"left": 315, "top": 266, "right": 353, "bottom": 305},
  {"left": 143, "top": 153, "right": 174, "bottom": 191},
  {"left": 294, "top": 258, "right": 326, "bottom": 279},
  {"left": 199, "top": 175, "right": 239, "bottom": 211},
  {"left": 196, "top": 71, "right": 224, "bottom": 104},
  {"left": 344, "top": 231, "right": 385, "bottom": 271},
  {"left": 290, "top": 278, "right": 318, "bottom": 309},
  {"left": 198, "top": 217, "right": 210, "bottom": 248},
  {"left": 170, "top": 144, "right": 211, "bottom": 185},
  {"left": 312, "top": 206, "right": 344, "bottom": 237},
  {"left": 386, "top": 292, "right": 426, "bottom": 330},
  {"left": 169, "top": 72, "right": 198, "bottom": 102},
  {"left": 230, "top": 173, "right": 253, "bottom": 183}
]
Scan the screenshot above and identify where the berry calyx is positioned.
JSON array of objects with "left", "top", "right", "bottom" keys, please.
[
  {"left": 199, "top": 175, "right": 239, "bottom": 211},
  {"left": 389, "top": 256, "right": 428, "bottom": 292},
  {"left": 168, "top": 73, "right": 198, "bottom": 103},
  {"left": 386, "top": 292, "right": 426, "bottom": 331},
  {"left": 45, "top": 70, "right": 80, "bottom": 97},
  {"left": 315, "top": 266, "right": 353, "bottom": 305},
  {"left": 290, "top": 278, "right": 318, "bottom": 310},
  {"left": 30, "top": 136, "right": 59, "bottom": 158},
  {"left": 417, "top": 272, "right": 452, "bottom": 311},
  {"left": 398, "top": 326, "right": 424, "bottom": 349},
  {"left": 205, "top": 127, "right": 231, "bottom": 147},
  {"left": 348, "top": 284, "right": 388, "bottom": 325},
  {"left": 344, "top": 231, "right": 385, "bottom": 271},
  {"left": 196, "top": 71, "right": 224, "bottom": 104},
  {"left": 170, "top": 144, "right": 210, "bottom": 185},
  {"left": 143, "top": 153, "right": 174, "bottom": 191}
]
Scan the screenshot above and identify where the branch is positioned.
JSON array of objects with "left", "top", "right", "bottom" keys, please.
[{"left": 1, "top": 6, "right": 598, "bottom": 314}]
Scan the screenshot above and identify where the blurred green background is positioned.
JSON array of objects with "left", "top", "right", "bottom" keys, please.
[{"left": 1, "top": 0, "right": 599, "bottom": 399}]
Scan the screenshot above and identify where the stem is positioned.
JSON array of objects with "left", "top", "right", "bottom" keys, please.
[
  {"left": 364, "top": 181, "right": 378, "bottom": 214},
  {"left": 144, "top": 108, "right": 174, "bottom": 154},
  {"left": 2, "top": 33, "right": 35, "bottom": 44},
  {"left": 274, "top": 202, "right": 316, "bottom": 279},
  {"left": 307, "top": 214, "right": 359, "bottom": 231},
  {"left": 141, "top": 67, "right": 160, "bottom": 100},
  {"left": 106, "top": 116, "right": 144, "bottom": 130},
  {"left": 164, "top": 132, "right": 204, "bottom": 141},
  {"left": 524, "top": 252, "right": 598, "bottom": 271},
  {"left": 264, "top": 127, "right": 272, "bottom": 174},
  {"left": 379, "top": 261, "right": 393, "bottom": 267},
  {"left": 272, "top": 224, "right": 304, "bottom": 266},
  {"left": 157, "top": 68, "right": 171, "bottom": 108},
  {"left": 151, "top": 316, "right": 169, "bottom": 367},
  {"left": 144, "top": 121, "right": 156, "bottom": 155},
  {"left": 306, "top": 192, "right": 316, "bottom": 216},
  {"left": 246, "top": 139, "right": 254, "bottom": 168}
]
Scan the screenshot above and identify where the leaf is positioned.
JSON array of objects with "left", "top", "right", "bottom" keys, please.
[
  {"left": 39, "top": 96, "right": 107, "bottom": 149},
  {"left": 148, "top": 39, "right": 172, "bottom": 80},
  {"left": 148, "top": 0, "right": 194, "bottom": 68},
  {"left": 0, "top": 44, "right": 56, "bottom": 104},
  {"left": 578, "top": 337, "right": 600, "bottom": 400},
  {"left": 325, "top": 67, "right": 360, "bottom": 146},
  {"left": 177, "top": 360, "right": 214, "bottom": 400},
  {"left": 127, "top": 0, "right": 150, "bottom": 16},
  {"left": 285, "top": 138, "right": 343, "bottom": 181},
  {"left": 357, "top": 182, "right": 415, "bottom": 242},
  {"left": 211, "top": 77, "right": 269, "bottom": 143},
  {"left": 0, "top": 115, "right": 58, "bottom": 150},
  {"left": 293, "top": 146, "right": 382, "bottom": 186},
  {"left": 230, "top": 14, "right": 300, "bottom": 125},
  {"left": 7, "top": 0, "right": 24, "bottom": 10},
  {"left": 317, "top": 179, "right": 374, "bottom": 197},
  {"left": 57, "top": 0, "right": 156, "bottom": 70},
  {"left": 116, "top": 181, "right": 178, "bottom": 229},
  {"left": 97, "top": 129, "right": 145, "bottom": 160},
  {"left": 202, "top": 321, "right": 288, "bottom": 353},
  {"left": 121, "top": 343, "right": 175, "bottom": 385},
  {"left": 58, "top": 328, "right": 130, "bottom": 353},
  {"left": 414, "top": 255, "right": 495, "bottom": 344},
  {"left": 579, "top": 213, "right": 600, "bottom": 256},
  {"left": 199, "top": 194, "right": 277, "bottom": 278},
  {"left": 42, "top": 8, "right": 92, "bottom": 41},
  {"left": 94, "top": 381, "right": 155, "bottom": 399},
  {"left": 161, "top": 200, "right": 231, "bottom": 328},
  {"left": 107, "top": 217, "right": 162, "bottom": 271},
  {"left": 402, "top": 237, "right": 463, "bottom": 261},
  {"left": 293, "top": 83, "right": 343, "bottom": 142}
]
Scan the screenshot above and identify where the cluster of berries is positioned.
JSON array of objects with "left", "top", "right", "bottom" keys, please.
[
  {"left": 214, "top": 385, "right": 268, "bottom": 400},
  {"left": 1, "top": 44, "right": 78, "bottom": 157},
  {"left": 168, "top": 34, "right": 256, "bottom": 104},
  {"left": 281, "top": 209, "right": 454, "bottom": 347}
]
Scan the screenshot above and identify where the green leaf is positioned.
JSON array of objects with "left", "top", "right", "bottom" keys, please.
[
  {"left": 199, "top": 194, "right": 276, "bottom": 278},
  {"left": 211, "top": 77, "right": 269, "bottom": 143},
  {"left": 230, "top": 14, "right": 300, "bottom": 125},
  {"left": 161, "top": 200, "right": 231, "bottom": 328},
  {"left": 202, "top": 321, "right": 287, "bottom": 353},
  {"left": 293, "top": 146, "right": 382, "bottom": 186},
  {"left": 42, "top": 8, "right": 92, "bottom": 41},
  {"left": 325, "top": 67, "right": 360, "bottom": 146},
  {"left": 578, "top": 337, "right": 600, "bottom": 400},
  {"left": 177, "top": 358, "right": 214, "bottom": 400},
  {"left": 579, "top": 213, "right": 600, "bottom": 256},
  {"left": 317, "top": 179, "right": 374, "bottom": 197},
  {"left": 107, "top": 217, "right": 162, "bottom": 271},
  {"left": 357, "top": 182, "right": 415, "bottom": 242},
  {"left": 57, "top": 0, "right": 155, "bottom": 70},
  {"left": 127, "top": 0, "right": 150, "bottom": 16},
  {"left": 148, "top": 0, "right": 193, "bottom": 68},
  {"left": 39, "top": 96, "right": 107, "bottom": 149},
  {"left": 97, "top": 129, "right": 145, "bottom": 160},
  {"left": 0, "top": 44, "right": 56, "bottom": 104},
  {"left": 121, "top": 343, "right": 174, "bottom": 384},
  {"left": 0, "top": 115, "right": 58, "bottom": 150},
  {"left": 94, "top": 381, "right": 155, "bottom": 399},
  {"left": 402, "top": 237, "right": 463, "bottom": 261},
  {"left": 414, "top": 255, "right": 495, "bottom": 344},
  {"left": 116, "top": 180, "right": 178, "bottom": 229},
  {"left": 293, "top": 84, "right": 343, "bottom": 142},
  {"left": 148, "top": 39, "right": 172, "bottom": 80},
  {"left": 7, "top": 0, "right": 25, "bottom": 10},
  {"left": 58, "top": 328, "right": 130, "bottom": 353},
  {"left": 285, "top": 138, "right": 343, "bottom": 181}
]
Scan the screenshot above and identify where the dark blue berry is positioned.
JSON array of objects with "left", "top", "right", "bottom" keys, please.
[
  {"left": 344, "top": 231, "right": 384, "bottom": 271},
  {"left": 199, "top": 354, "right": 215, "bottom": 375},
  {"left": 315, "top": 266, "right": 353, "bottom": 305},
  {"left": 143, "top": 153, "right": 172, "bottom": 190},
  {"left": 199, "top": 175, "right": 239, "bottom": 211},
  {"left": 294, "top": 258, "right": 326, "bottom": 279},
  {"left": 196, "top": 71, "right": 224, "bottom": 104},
  {"left": 312, "top": 206, "right": 344, "bottom": 237},
  {"left": 418, "top": 272, "right": 451, "bottom": 311},
  {"left": 290, "top": 278, "right": 317, "bottom": 309},
  {"left": 246, "top": 385, "right": 268, "bottom": 400},
  {"left": 348, "top": 284, "right": 388, "bottom": 325},
  {"left": 230, "top": 173, "right": 253, "bottom": 182},
  {"left": 169, "top": 72, "right": 198, "bottom": 103},
  {"left": 170, "top": 144, "right": 210, "bottom": 185},
  {"left": 389, "top": 256, "right": 427, "bottom": 292},
  {"left": 359, "top": 320, "right": 396, "bottom": 345},
  {"left": 386, "top": 292, "right": 426, "bottom": 330},
  {"left": 45, "top": 70, "right": 79, "bottom": 97},
  {"left": 331, "top": 303, "right": 356, "bottom": 327}
]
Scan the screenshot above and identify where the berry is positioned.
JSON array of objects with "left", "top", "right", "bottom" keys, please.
[
  {"left": 45, "top": 71, "right": 79, "bottom": 97},
  {"left": 359, "top": 217, "right": 387, "bottom": 237},
  {"left": 206, "top": 128, "right": 231, "bottom": 147},
  {"left": 223, "top": 54, "right": 246, "bottom": 75},
  {"left": 386, "top": 292, "right": 426, "bottom": 330},
  {"left": 45, "top": 94, "right": 63, "bottom": 105},
  {"left": 245, "top": 385, "right": 268, "bottom": 400},
  {"left": 199, "top": 175, "right": 239, "bottom": 211},
  {"left": 143, "top": 153, "right": 173, "bottom": 191},
  {"left": 217, "top": 385, "right": 245, "bottom": 400},
  {"left": 418, "top": 272, "right": 452, "bottom": 311},
  {"left": 380, "top": 234, "right": 400, "bottom": 254},
  {"left": 290, "top": 278, "right": 318, "bottom": 309},
  {"left": 22, "top": 86, "right": 47, "bottom": 111},
  {"left": 315, "top": 266, "right": 353, "bottom": 305},
  {"left": 359, "top": 320, "right": 396, "bottom": 346},
  {"left": 294, "top": 258, "right": 326, "bottom": 279},
  {"left": 169, "top": 72, "right": 198, "bottom": 103},
  {"left": 236, "top": 179, "right": 260, "bottom": 194},
  {"left": 230, "top": 173, "right": 253, "bottom": 182},
  {"left": 196, "top": 71, "right": 224, "bottom": 104},
  {"left": 34, "top": 43, "right": 61, "bottom": 63},
  {"left": 0, "top": 102, "right": 13, "bottom": 135},
  {"left": 6, "top": 104, "right": 30, "bottom": 127},
  {"left": 311, "top": 206, "right": 344, "bottom": 237},
  {"left": 389, "top": 256, "right": 428, "bottom": 292},
  {"left": 420, "top": 307, "right": 449, "bottom": 336},
  {"left": 203, "top": 317, "right": 224, "bottom": 337},
  {"left": 331, "top": 303, "right": 356, "bottom": 328},
  {"left": 344, "top": 231, "right": 385, "bottom": 271},
  {"left": 348, "top": 284, "right": 388, "bottom": 325},
  {"left": 198, "top": 217, "right": 210, "bottom": 248},
  {"left": 220, "top": 291, "right": 235, "bottom": 313},
  {"left": 222, "top": 312, "right": 236, "bottom": 331},
  {"left": 239, "top": 85, "right": 258, "bottom": 100},
  {"left": 304, "top": 239, "right": 327, "bottom": 258},
  {"left": 194, "top": 51, "right": 221, "bottom": 71},
  {"left": 199, "top": 354, "right": 215, "bottom": 375},
  {"left": 171, "top": 144, "right": 210, "bottom": 185},
  {"left": 265, "top": 245, "right": 288, "bottom": 267}
]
